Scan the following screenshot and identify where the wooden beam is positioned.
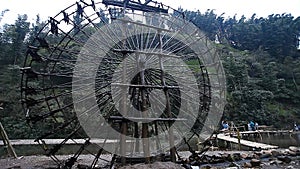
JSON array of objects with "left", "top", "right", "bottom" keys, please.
[
  {"left": 0, "top": 121, "right": 17, "bottom": 158},
  {"left": 108, "top": 116, "right": 186, "bottom": 122}
]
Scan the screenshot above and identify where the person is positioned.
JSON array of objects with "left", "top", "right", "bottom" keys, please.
[
  {"left": 222, "top": 121, "right": 229, "bottom": 130},
  {"left": 294, "top": 122, "right": 299, "bottom": 131},
  {"left": 249, "top": 121, "right": 255, "bottom": 131},
  {"left": 247, "top": 123, "right": 251, "bottom": 131}
]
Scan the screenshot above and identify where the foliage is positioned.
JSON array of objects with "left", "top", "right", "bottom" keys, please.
[{"left": 0, "top": 9, "right": 300, "bottom": 139}]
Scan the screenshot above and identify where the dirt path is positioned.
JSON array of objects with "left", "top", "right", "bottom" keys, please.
[
  {"left": 0, "top": 155, "right": 58, "bottom": 169},
  {"left": 1, "top": 151, "right": 300, "bottom": 169},
  {"left": 0, "top": 154, "right": 112, "bottom": 169}
]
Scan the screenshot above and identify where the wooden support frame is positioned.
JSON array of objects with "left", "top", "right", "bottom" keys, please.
[{"left": 0, "top": 121, "right": 17, "bottom": 158}]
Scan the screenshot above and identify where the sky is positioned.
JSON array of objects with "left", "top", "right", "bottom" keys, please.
[{"left": 1, "top": 0, "right": 300, "bottom": 25}]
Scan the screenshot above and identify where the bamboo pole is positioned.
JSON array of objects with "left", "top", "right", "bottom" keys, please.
[{"left": 0, "top": 121, "right": 17, "bottom": 158}]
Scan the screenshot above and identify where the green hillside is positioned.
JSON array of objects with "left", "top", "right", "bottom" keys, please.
[{"left": 0, "top": 10, "right": 300, "bottom": 139}]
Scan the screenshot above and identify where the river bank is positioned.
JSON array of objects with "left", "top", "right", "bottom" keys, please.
[{"left": 0, "top": 146, "right": 299, "bottom": 169}]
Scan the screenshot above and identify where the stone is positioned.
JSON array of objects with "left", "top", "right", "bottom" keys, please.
[
  {"left": 118, "top": 162, "right": 185, "bottom": 169},
  {"left": 289, "top": 146, "right": 300, "bottom": 152},
  {"left": 182, "top": 164, "right": 192, "bottom": 169},
  {"left": 250, "top": 158, "right": 261, "bottom": 167},
  {"left": 243, "top": 162, "right": 252, "bottom": 168},
  {"left": 240, "top": 153, "right": 248, "bottom": 159},
  {"left": 287, "top": 150, "right": 297, "bottom": 156},
  {"left": 260, "top": 153, "right": 271, "bottom": 159},
  {"left": 262, "top": 150, "right": 273, "bottom": 158},
  {"left": 213, "top": 154, "right": 222, "bottom": 159},
  {"left": 77, "top": 164, "right": 90, "bottom": 169},
  {"left": 221, "top": 153, "right": 230, "bottom": 159},
  {"left": 277, "top": 155, "right": 292, "bottom": 163},
  {"left": 254, "top": 151, "right": 262, "bottom": 156},
  {"left": 269, "top": 159, "right": 283, "bottom": 165},
  {"left": 228, "top": 153, "right": 241, "bottom": 162},
  {"left": 228, "top": 162, "right": 240, "bottom": 168},
  {"left": 271, "top": 149, "right": 281, "bottom": 157},
  {"left": 6, "top": 166, "right": 21, "bottom": 169},
  {"left": 269, "top": 160, "right": 277, "bottom": 165},
  {"left": 199, "top": 166, "right": 216, "bottom": 169},
  {"left": 247, "top": 152, "right": 257, "bottom": 159}
]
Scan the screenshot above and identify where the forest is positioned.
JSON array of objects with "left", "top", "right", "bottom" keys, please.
[{"left": 0, "top": 8, "right": 300, "bottom": 139}]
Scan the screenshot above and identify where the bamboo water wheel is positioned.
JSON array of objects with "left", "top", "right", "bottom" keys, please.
[{"left": 20, "top": 0, "right": 226, "bottom": 168}]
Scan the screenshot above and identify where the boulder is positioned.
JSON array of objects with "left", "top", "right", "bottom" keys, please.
[
  {"left": 254, "top": 151, "right": 262, "bottom": 156},
  {"left": 228, "top": 153, "right": 241, "bottom": 161},
  {"left": 271, "top": 149, "right": 281, "bottom": 157},
  {"left": 250, "top": 159, "right": 261, "bottom": 167},
  {"left": 213, "top": 153, "right": 222, "bottom": 159},
  {"left": 289, "top": 146, "right": 300, "bottom": 152},
  {"left": 240, "top": 153, "right": 248, "bottom": 159},
  {"left": 182, "top": 164, "right": 192, "bottom": 169},
  {"left": 77, "top": 164, "right": 90, "bottom": 169},
  {"left": 262, "top": 149, "right": 272, "bottom": 154},
  {"left": 276, "top": 159, "right": 284, "bottom": 165},
  {"left": 286, "top": 150, "right": 297, "bottom": 156},
  {"left": 247, "top": 152, "right": 259, "bottom": 159},
  {"left": 277, "top": 156, "right": 292, "bottom": 163},
  {"left": 243, "top": 162, "right": 252, "bottom": 168},
  {"left": 118, "top": 162, "right": 185, "bottom": 169},
  {"left": 221, "top": 153, "right": 230, "bottom": 159},
  {"left": 269, "top": 159, "right": 283, "bottom": 165},
  {"left": 228, "top": 162, "right": 240, "bottom": 168},
  {"left": 198, "top": 166, "right": 215, "bottom": 169},
  {"left": 6, "top": 166, "right": 21, "bottom": 169},
  {"left": 259, "top": 154, "right": 272, "bottom": 159}
]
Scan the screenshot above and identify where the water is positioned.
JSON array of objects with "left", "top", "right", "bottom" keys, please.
[{"left": 246, "top": 132, "right": 300, "bottom": 148}]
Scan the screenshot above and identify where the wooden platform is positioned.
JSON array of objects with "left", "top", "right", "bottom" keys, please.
[
  {"left": 239, "top": 130, "right": 294, "bottom": 135},
  {"left": 216, "top": 133, "right": 278, "bottom": 150}
]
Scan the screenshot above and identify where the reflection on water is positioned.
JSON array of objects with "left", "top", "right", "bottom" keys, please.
[{"left": 247, "top": 132, "right": 300, "bottom": 148}]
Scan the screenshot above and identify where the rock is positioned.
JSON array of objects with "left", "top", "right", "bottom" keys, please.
[
  {"left": 261, "top": 150, "right": 273, "bottom": 158},
  {"left": 228, "top": 153, "right": 241, "bottom": 162},
  {"left": 271, "top": 149, "right": 281, "bottom": 157},
  {"left": 243, "top": 162, "right": 252, "bottom": 168},
  {"left": 182, "top": 164, "right": 192, "bottom": 169},
  {"left": 240, "top": 153, "right": 248, "bottom": 159},
  {"left": 6, "top": 166, "right": 21, "bottom": 169},
  {"left": 277, "top": 155, "right": 292, "bottom": 163},
  {"left": 287, "top": 150, "right": 297, "bottom": 156},
  {"left": 202, "top": 166, "right": 218, "bottom": 169},
  {"left": 260, "top": 153, "right": 271, "bottom": 159},
  {"left": 228, "top": 162, "right": 240, "bottom": 168},
  {"left": 191, "top": 166, "right": 200, "bottom": 169},
  {"left": 213, "top": 154, "right": 222, "bottom": 159},
  {"left": 269, "top": 160, "right": 277, "bottom": 165},
  {"left": 289, "top": 146, "right": 300, "bottom": 152},
  {"left": 77, "top": 164, "right": 90, "bottom": 169},
  {"left": 250, "top": 159, "right": 261, "bottom": 167},
  {"left": 221, "top": 153, "right": 229, "bottom": 159},
  {"left": 198, "top": 166, "right": 211, "bottom": 169},
  {"left": 247, "top": 152, "right": 258, "bottom": 159},
  {"left": 254, "top": 151, "right": 262, "bottom": 156},
  {"left": 209, "top": 146, "right": 219, "bottom": 151},
  {"left": 119, "top": 162, "right": 185, "bottom": 169},
  {"left": 269, "top": 159, "right": 283, "bottom": 165}
]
